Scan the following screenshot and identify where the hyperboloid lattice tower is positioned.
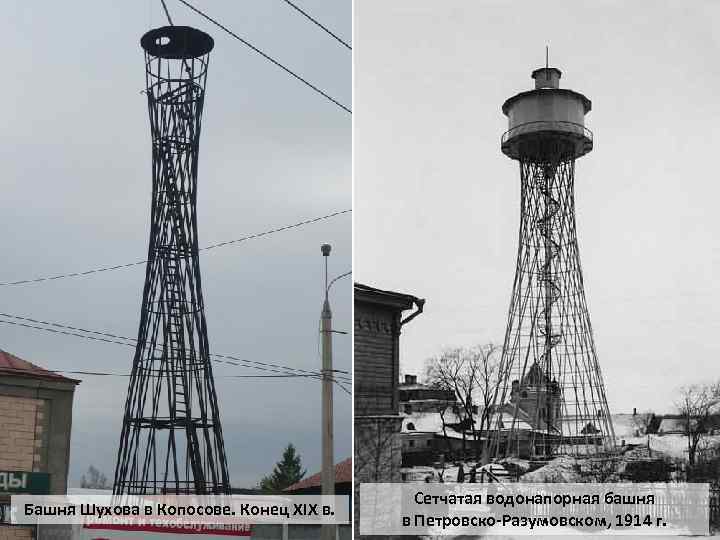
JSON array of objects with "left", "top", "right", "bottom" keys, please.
[
  {"left": 113, "top": 26, "right": 231, "bottom": 494},
  {"left": 486, "top": 66, "right": 615, "bottom": 460}
]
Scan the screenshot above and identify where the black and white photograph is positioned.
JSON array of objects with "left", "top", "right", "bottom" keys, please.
[{"left": 354, "top": 0, "right": 720, "bottom": 535}]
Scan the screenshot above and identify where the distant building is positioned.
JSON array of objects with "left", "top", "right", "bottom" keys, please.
[
  {"left": 655, "top": 414, "right": 720, "bottom": 436},
  {"left": 397, "top": 375, "right": 460, "bottom": 466},
  {"left": 657, "top": 417, "right": 687, "bottom": 435},
  {"left": 400, "top": 406, "right": 487, "bottom": 466},
  {"left": 284, "top": 458, "right": 352, "bottom": 496},
  {"left": 398, "top": 374, "right": 456, "bottom": 414},
  {"left": 284, "top": 458, "right": 352, "bottom": 540},
  {"left": 354, "top": 283, "right": 423, "bottom": 538},
  {"left": 0, "top": 349, "right": 80, "bottom": 539},
  {"left": 655, "top": 414, "right": 720, "bottom": 435},
  {"left": 509, "top": 363, "right": 562, "bottom": 432},
  {"left": 612, "top": 412, "right": 659, "bottom": 438}
]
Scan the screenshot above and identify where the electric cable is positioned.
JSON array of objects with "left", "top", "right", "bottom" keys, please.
[{"left": 0, "top": 209, "right": 351, "bottom": 287}]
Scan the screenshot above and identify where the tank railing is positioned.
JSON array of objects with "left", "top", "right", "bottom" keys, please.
[{"left": 501, "top": 120, "right": 593, "bottom": 145}]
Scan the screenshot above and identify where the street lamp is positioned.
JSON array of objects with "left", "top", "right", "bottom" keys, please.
[
  {"left": 320, "top": 244, "right": 334, "bottom": 540},
  {"left": 320, "top": 245, "right": 350, "bottom": 540}
]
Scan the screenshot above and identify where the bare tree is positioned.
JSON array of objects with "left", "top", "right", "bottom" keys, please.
[
  {"left": 675, "top": 383, "right": 720, "bottom": 465},
  {"left": 425, "top": 343, "right": 501, "bottom": 460},
  {"left": 636, "top": 411, "right": 655, "bottom": 435},
  {"left": 429, "top": 397, "right": 454, "bottom": 459},
  {"left": 426, "top": 347, "right": 473, "bottom": 458},
  {"left": 354, "top": 403, "right": 402, "bottom": 483},
  {"left": 472, "top": 343, "right": 501, "bottom": 438},
  {"left": 80, "top": 465, "right": 109, "bottom": 489}
]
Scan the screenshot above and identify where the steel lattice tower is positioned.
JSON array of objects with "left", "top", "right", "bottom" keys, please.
[
  {"left": 113, "top": 26, "right": 230, "bottom": 494},
  {"left": 486, "top": 67, "right": 615, "bottom": 460}
]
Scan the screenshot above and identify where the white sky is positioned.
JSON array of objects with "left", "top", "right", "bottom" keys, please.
[
  {"left": 354, "top": 0, "right": 720, "bottom": 415},
  {"left": 0, "top": 1, "right": 350, "bottom": 488}
]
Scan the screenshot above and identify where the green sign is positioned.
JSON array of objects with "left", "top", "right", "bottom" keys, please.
[{"left": 0, "top": 471, "right": 50, "bottom": 494}]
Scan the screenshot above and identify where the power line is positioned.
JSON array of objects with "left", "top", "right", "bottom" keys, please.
[
  {"left": 211, "top": 350, "right": 350, "bottom": 382},
  {"left": 172, "top": 0, "right": 351, "bottom": 114},
  {"left": 160, "top": 0, "right": 174, "bottom": 25},
  {"left": 0, "top": 312, "right": 351, "bottom": 381},
  {"left": 0, "top": 363, "right": 351, "bottom": 395},
  {"left": 0, "top": 209, "right": 351, "bottom": 287},
  {"left": 279, "top": 0, "right": 351, "bottom": 50},
  {"left": 0, "top": 315, "right": 350, "bottom": 384},
  {"left": 202, "top": 209, "right": 350, "bottom": 250},
  {"left": 0, "top": 317, "right": 351, "bottom": 392},
  {"left": 47, "top": 367, "right": 352, "bottom": 394},
  {"left": 0, "top": 318, "right": 135, "bottom": 348},
  {"left": 335, "top": 381, "right": 351, "bottom": 395},
  {"left": 51, "top": 368, "right": 351, "bottom": 395},
  {"left": 0, "top": 366, "right": 318, "bottom": 379}
]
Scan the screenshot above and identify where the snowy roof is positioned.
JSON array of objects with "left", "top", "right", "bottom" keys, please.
[
  {"left": 441, "top": 428, "right": 483, "bottom": 440},
  {"left": 490, "top": 403, "right": 534, "bottom": 431},
  {"left": 611, "top": 414, "right": 644, "bottom": 438},
  {"left": 398, "top": 384, "right": 429, "bottom": 391},
  {"left": 494, "top": 412, "right": 533, "bottom": 432},
  {"left": 658, "top": 418, "right": 689, "bottom": 433},
  {"left": 402, "top": 410, "right": 458, "bottom": 434}
]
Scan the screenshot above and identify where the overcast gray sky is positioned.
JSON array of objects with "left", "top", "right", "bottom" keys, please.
[
  {"left": 0, "top": 1, "right": 350, "bottom": 488},
  {"left": 355, "top": 0, "right": 720, "bottom": 415}
]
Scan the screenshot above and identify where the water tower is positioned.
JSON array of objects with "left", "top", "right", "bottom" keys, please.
[
  {"left": 486, "top": 65, "right": 615, "bottom": 460},
  {"left": 113, "top": 26, "right": 231, "bottom": 494}
]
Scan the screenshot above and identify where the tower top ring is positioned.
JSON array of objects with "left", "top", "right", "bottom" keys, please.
[{"left": 141, "top": 26, "right": 214, "bottom": 59}]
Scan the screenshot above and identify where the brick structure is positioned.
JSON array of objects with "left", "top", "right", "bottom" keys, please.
[
  {"left": 0, "top": 395, "right": 46, "bottom": 472},
  {"left": 354, "top": 283, "right": 424, "bottom": 539},
  {"left": 0, "top": 350, "right": 79, "bottom": 540}
]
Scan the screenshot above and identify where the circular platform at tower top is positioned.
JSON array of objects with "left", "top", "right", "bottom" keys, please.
[
  {"left": 141, "top": 26, "right": 214, "bottom": 59},
  {"left": 501, "top": 67, "right": 593, "bottom": 161}
]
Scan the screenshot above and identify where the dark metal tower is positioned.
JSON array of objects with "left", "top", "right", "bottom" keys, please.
[
  {"left": 113, "top": 26, "right": 230, "bottom": 494},
  {"left": 486, "top": 67, "right": 615, "bottom": 460}
]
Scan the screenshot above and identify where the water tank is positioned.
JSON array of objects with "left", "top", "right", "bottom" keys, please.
[{"left": 501, "top": 67, "right": 593, "bottom": 161}]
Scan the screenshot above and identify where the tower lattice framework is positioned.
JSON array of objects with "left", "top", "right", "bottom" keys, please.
[
  {"left": 113, "top": 26, "right": 230, "bottom": 494},
  {"left": 486, "top": 67, "right": 615, "bottom": 460}
]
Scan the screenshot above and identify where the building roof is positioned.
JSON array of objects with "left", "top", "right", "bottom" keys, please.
[
  {"left": 354, "top": 282, "right": 419, "bottom": 311},
  {"left": 284, "top": 458, "right": 352, "bottom": 492},
  {"left": 491, "top": 407, "right": 534, "bottom": 432},
  {"left": 402, "top": 410, "right": 452, "bottom": 434},
  {"left": 0, "top": 349, "right": 80, "bottom": 384},
  {"left": 398, "top": 383, "right": 429, "bottom": 391},
  {"left": 658, "top": 418, "right": 690, "bottom": 433}
]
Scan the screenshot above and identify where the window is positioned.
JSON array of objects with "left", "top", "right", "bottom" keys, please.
[
  {"left": 406, "top": 422, "right": 415, "bottom": 431},
  {"left": 426, "top": 440, "right": 432, "bottom": 447},
  {"left": 409, "top": 440, "right": 415, "bottom": 447},
  {"left": 521, "top": 391, "right": 528, "bottom": 398}
]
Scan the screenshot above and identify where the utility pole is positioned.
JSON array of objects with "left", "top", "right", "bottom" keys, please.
[{"left": 320, "top": 244, "right": 335, "bottom": 540}]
